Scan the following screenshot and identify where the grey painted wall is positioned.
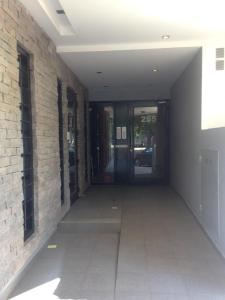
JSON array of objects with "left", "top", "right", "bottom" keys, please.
[
  {"left": 202, "top": 128, "right": 225, "bottom": 254},
  {"left": 170, "top": 50, "right": 202, "bottom": 216},
  {"left": 170, "top": 48, "right": 225, "bottom": 257}
]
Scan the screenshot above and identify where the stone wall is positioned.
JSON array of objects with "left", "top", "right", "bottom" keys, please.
[{"left": 0, "top": 0, "right": 89, "bottom": 294}]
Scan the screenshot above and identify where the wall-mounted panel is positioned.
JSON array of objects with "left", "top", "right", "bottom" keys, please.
[{"left": 201, "top": 149, "right": 219, "bottom": 241}]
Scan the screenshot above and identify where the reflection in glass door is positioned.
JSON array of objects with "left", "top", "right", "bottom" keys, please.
[
  {"left": 133, "top": 106, "right": 157, "bottom": 178},
  {"left": 90, "top": 101, "right": 169, "bottom": 184},
  {"left": 67, "top": 88, "right": 78, "bottom": 205},
  {"left": 132, "top": 103, "right": 168, "bottom": 181},
  {"left": 90, "top": 104, "right": 114, "bottom": 183}
]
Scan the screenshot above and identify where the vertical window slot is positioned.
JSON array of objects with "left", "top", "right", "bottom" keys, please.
[
  {"left": 57, "top": 80, "right": 65, "bottom": 205},
  {"left": 18, "top": 45, "right": 34, "bottom": 240}
]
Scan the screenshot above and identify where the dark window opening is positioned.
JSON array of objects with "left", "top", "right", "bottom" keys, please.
[
  {"left": 84, "top": 100, "right": 88, "bottom": 182},
  {"left": 57, "top": 79, "right": 65, "bottom": 205},
  {"left": 18, "top": 45, "right": 34, "bottom": 240}
]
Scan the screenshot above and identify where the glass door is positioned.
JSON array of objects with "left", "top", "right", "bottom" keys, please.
[
  {"left": 131, "top": 102, "right": 168, "bottom": 182},
  {"left": 90, "top": 101, "right": 169, "bottom": 184}
]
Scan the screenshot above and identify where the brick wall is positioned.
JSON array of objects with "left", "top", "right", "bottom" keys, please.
[{"left": 0, "top": 0, "right": 89, "bottom": 294}]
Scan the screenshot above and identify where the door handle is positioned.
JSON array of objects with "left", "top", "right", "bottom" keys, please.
[{"left": 115, "top": 145, "right": 128, "bottom": 148}]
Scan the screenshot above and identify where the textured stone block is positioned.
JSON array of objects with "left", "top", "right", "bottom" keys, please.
[{"left": 0, "top": 0, "right": 90, "bottom": 294}]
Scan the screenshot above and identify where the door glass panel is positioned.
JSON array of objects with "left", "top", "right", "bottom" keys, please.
[
  {"left": 133, "top": 106, "right": 158, "bottom": 178},
  {"left": 90, "top": 102, "right": 168, "bottom": 184},
  {"left": 91, "top": 105, "right": 114, "bottom": 183}
]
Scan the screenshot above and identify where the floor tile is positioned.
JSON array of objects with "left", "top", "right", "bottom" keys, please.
[
  {"left": 184, "top": 272, "right": 225, "bottom": 295},
  {"left": 116, "top": 291, "right": 151, "bottom": 300},
  {"left": 81, "top": 272, "right": 115, "bottom": 292},
  {"left": 151, "top": 293, "right": 189, "bottom": 300},
  {"left": 116, "top": 272, "right": 149, "bottom": 292},
  {"left": 188, "top": 294, "right": 225, "bottom": 300},
  {"left": 148, "top": 272, "right": 187, "bottom": 294},
  {"left": 9, "top": 186, "right": 225, "bottom": 300},
  {"left": 78, "top": 290, "right": 114, "bottom": 300}
]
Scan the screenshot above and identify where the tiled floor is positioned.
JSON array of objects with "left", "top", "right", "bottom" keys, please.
[{"left": 9, "top": 186, "right": 225, "bottom": 300}]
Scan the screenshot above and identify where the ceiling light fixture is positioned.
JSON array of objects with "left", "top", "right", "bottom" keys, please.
[
  {"left": 161, "top": 35, "right": 170, "bottom": 40},
  {"left": 96, "top": 71, "right": 102, "bottom": 74},
  {"left": 152, "top": 68, "right": 158, "bottom": 72},
  {"left": 56, "top": 9, "right": 65, "bottom": 15}
]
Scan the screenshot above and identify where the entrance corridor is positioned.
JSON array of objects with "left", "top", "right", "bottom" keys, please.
[{"left": 9, "top": 186, "right": 225, "bottom": 300}]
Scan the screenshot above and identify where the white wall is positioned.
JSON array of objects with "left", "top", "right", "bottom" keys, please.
[
  {"left": 201, "top": 45, "right": 225, "bottom": 253},
  {"left": 170, "top": 48, "right": 225, "bottom": 257},
  {"left": 202, "top": 46, "right": 225, "bottom": 129}
]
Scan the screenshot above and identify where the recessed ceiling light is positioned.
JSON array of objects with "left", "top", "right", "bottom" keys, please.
[
  {"left": 161, "top": 35, "right": 170, "bottom": 40},
  {"left": 152, "top": 68, "right": 158, "bottom": 72},
  {"left": 96, "top": 71, "right": 102, "bottom": 74},
  {"left": 56, "top": 9, "right": 65, "bottom": 15}
]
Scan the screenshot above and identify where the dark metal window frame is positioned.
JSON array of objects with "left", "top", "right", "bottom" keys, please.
[
  {"left": 18, "top": 45, "right": 34, "bottom": 240},
  {"left": 84, "top": 99, "right": 88, "bottom": 182},
  {"left": 67, "top": 87, "right": 79, "bottom": 204},
  {"left": 57, "top": 79, "right": 65, "bottom": 205}
]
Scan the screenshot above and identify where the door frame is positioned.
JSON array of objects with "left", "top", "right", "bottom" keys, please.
[
  {"left": 128, "top": 101, "right": 170, "bottom": 184},
  {"left": 67, "top": 87, "right": 79, "bottom": 204},
  {"left": 89, "top": 99, "right": 170, "bottom": 185},
  {"left": 90, "top": 102, "right": 115, "bottom": 184}
]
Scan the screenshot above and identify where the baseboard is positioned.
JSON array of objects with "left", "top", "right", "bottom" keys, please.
[{"left": 0, "top": 226, "right": 57, "bottom": 300}]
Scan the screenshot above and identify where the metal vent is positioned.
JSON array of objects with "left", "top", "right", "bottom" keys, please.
[
  {"left": 216, "top": 48, "right": 224, "bottom": 59},
  {"left": 56, "top": 9, "right": 65, "bottom": 14},
  {"left": 216, "top": 60, "right": 224, "bottom": 71}
]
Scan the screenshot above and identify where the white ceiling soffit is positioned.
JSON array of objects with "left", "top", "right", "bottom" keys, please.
[
  {"left": 18, "top": 1, "right": 217, "bottom": 100},
  {"left": 20, "top": 0, "right": 225, "bottom": 52},
  {"left": 19, "top": 0, "right": 75, "bottom": 38},
  {"left": 60, "top": 0, "right": 225, "bottom": 51},
  {"left": 38, "top": 0, "right": 74, "bottom": 36}
]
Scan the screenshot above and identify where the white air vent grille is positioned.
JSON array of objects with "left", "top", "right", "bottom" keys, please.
[
  {"left": 216, "top": 60, "right": 224, "bottom": 71},
  {"left": 216, "top": 48, "right": 224, "bottom": 59},
  {"left": 56, "top": 9, "right": 65, "bottom": 14},
  {"left": 215, "top": 48, "right": 225, "bottom": 71}
]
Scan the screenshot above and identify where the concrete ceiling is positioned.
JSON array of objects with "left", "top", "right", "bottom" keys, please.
[
  {"left": 19, "top": 0, "right": 225, "bottom": 100},
  {"left": 60, "top": 47, "right": 199, "bottom": 100}
]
